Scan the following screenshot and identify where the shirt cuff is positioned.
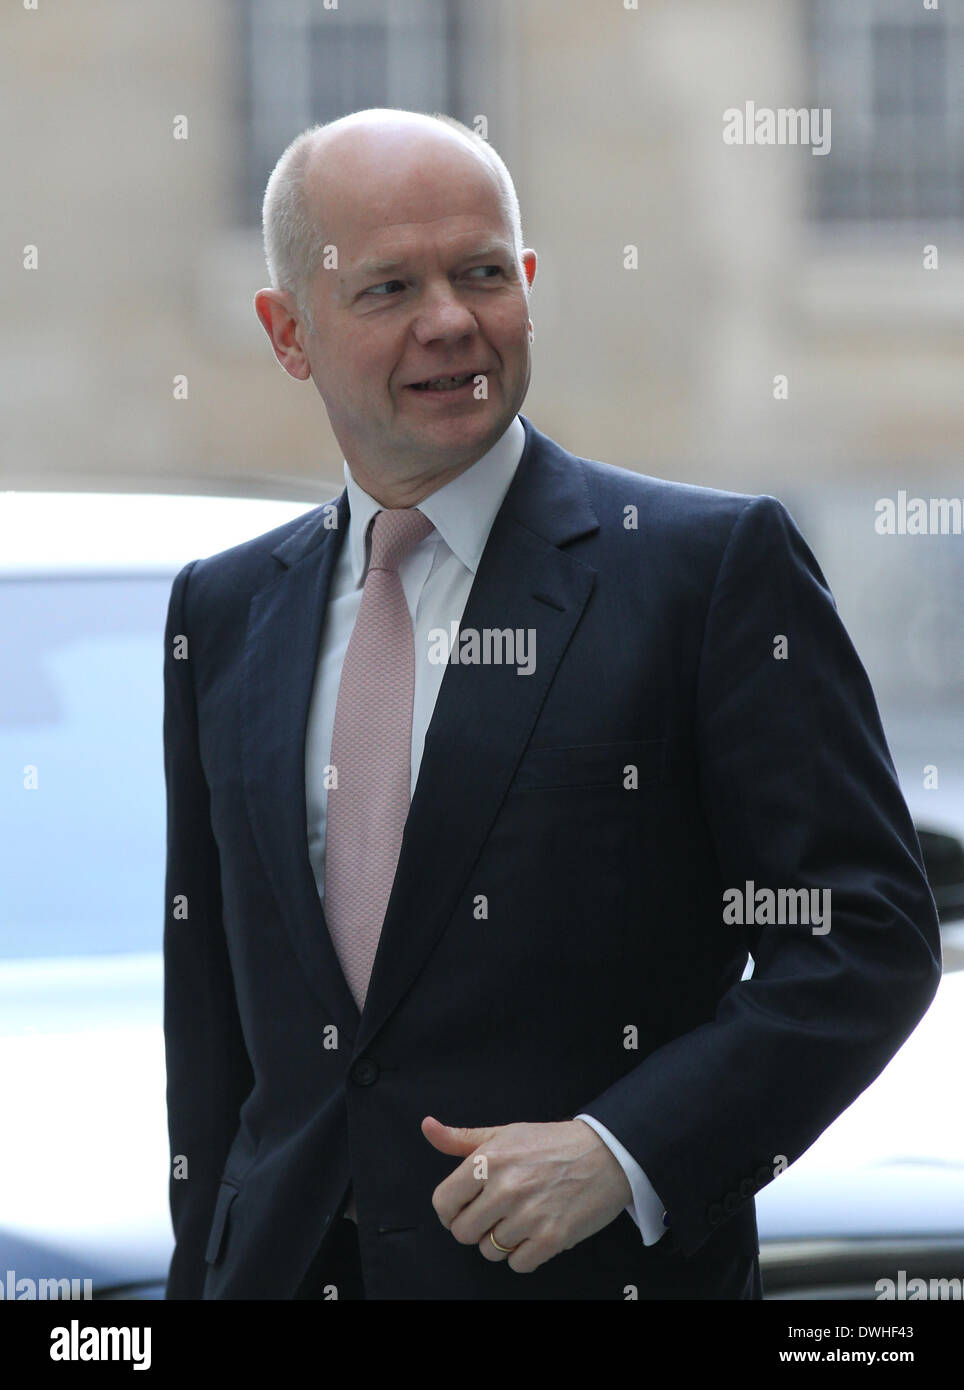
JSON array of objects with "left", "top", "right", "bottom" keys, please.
[{"left": 574, "top": 1113, "right": 669, "bottom": 1245}]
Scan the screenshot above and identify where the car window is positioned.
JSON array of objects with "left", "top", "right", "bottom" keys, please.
[{"left": 0, "top": 573, "right": 172, "bottom": 960}]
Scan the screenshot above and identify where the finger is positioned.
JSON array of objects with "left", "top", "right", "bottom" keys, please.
[
  {"left": 506, "top": 1237, "right": 547, "bottom": 1274},
  {"left": 421, "top": 1118, "right": 498, "bottom": 1156},
  {"left": 432, "top": 1157, "right": 489, "bottom": 1230},
  {"left": 449, "top": 1186, "right": 504, "bottom": 1248},
  {"left": 479, "top": 1222, "right": 523, "bottom": 1263}
]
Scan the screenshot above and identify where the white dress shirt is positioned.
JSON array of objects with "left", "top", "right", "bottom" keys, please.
[{"left": 304, "top": 412, "right": 668, "bottom": 1244}]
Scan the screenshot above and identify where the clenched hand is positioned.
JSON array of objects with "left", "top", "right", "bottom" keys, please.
[{"left": 423, "top": 1116, "right": 632, "bottom": 1273}]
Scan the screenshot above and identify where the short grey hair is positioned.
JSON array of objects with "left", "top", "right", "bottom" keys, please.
[{"left": 261, "top": 110, "right": 527, "bottom": 338}]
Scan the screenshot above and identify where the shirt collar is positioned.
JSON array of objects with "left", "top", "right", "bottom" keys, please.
[{"left": 343, "top": 413, "right": 526, "bottom": 585}]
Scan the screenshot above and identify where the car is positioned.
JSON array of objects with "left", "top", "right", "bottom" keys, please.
[
  {"left": 756, "top": 825, "right": 964, "bottom": 1299},
  {"left": 0, "top": 491, "right": 322, "bottom": 1299},
  {"left": 1, "top": 489, "right": 961, "bottom": 1300}
]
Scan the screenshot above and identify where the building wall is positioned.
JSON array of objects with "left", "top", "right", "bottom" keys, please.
[
  {"left": 4, "top": 0, "right": 962, "bottom": 503},
  {"left": 4, "top": 2, "right": 964, "bottom": 717}
]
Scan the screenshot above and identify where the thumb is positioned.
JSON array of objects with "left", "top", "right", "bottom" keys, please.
[{"left": 420, "top": 1116, "right": 500, "bottom": 1155}]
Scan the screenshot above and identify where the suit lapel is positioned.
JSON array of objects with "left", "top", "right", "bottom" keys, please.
[
  {"left": 356, "top": 418, "right": 599, "bottom": 1054},
  {"left": 241, "top": 488, "right": 361, "bottom": 1037}
]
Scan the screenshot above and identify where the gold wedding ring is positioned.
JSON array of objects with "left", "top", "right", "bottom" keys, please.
[{"left": 489, "top": 1229, "right": 517, "bottom": 1254}]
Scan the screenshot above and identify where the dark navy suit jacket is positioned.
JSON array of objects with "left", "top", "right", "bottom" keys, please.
[{"left": 162, "top": 415, "right": 941, "bottom": 1299}]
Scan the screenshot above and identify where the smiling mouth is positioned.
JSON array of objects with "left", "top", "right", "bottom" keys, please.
[{"left": 408, "top": 373, "right": 480, "bottom": 392}]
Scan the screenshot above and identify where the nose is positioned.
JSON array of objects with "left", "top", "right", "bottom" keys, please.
[{"left": 411, "top": 282, "right": 478, "bottom": 346}]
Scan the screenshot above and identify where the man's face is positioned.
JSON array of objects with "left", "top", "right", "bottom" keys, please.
[{"left": 293, "top": 127, "right": 535, "bottom": 485}]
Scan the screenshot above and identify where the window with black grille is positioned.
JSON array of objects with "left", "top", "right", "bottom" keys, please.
[
  {"left": 239, "top": 0, "right": 466, "bottom": 226},
  {"left": 808, "top": 0, "right": 964, "bottom": 225}
]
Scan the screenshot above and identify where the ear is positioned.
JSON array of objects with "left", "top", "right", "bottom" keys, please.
[
  {"left": 521, "top": 248, "right": 537, "bottom": 291},
  {"left": 254, "top": 288, "right": 312, "bottom": 381}
]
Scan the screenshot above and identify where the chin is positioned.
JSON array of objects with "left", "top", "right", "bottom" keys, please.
[{"left": 427, "top": 415, "right": 502, "bottom": 452}]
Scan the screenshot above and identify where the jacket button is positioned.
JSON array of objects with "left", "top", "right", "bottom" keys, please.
[
  {"left": 350, "top": 1057, "right": 379, "bottom": 1086},
  {"left": 755, "top": 1165, "right": 772, "bottom": 1185},
  {"left": 707, "top": 1203, "right": 723, "bottom": 1226},
  {"left": 723, "top": 1191, "right": 740, "bottom": 1214},
  {"left": 739, "top": 1177, "right": 756, "bottom": 1199}
]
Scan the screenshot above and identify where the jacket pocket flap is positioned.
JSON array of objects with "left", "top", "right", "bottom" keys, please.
[
  {"left": 204, "top": 1180, "right": 240, "bottom": 1265},
  {"left": 514, "top": 739, "right": 666, "bottom": 790}
]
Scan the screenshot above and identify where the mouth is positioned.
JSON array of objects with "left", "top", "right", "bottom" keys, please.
[{"left": 406, "top": 372, "right": 484, "bottom": 393}]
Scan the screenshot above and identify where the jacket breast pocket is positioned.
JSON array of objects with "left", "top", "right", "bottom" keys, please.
[
  {"left": 512, "top": 738, "right": 666, "bottom": 792},
  {"left": 204, "top": 1180, "right": 240, "bottom": 1265}
]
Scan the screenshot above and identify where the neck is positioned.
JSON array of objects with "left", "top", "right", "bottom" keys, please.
[{"left": 348, "top": 453, "right": 483, "bottom": 509}]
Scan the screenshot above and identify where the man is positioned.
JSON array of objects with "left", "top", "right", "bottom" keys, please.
[{"left": 162, "top": 108, "right": 941, "bottom": 1300}]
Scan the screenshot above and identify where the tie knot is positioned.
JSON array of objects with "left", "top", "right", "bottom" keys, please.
[{"left": 368, "top": 507, "right": 434, "bottom": 573}]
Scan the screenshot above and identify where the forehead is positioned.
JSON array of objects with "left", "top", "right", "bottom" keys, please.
[{"left": 307, "top": 128, "right": 512, "bottom": 262}]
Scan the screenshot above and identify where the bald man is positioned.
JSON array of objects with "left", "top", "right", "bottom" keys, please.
[{"left": 162, "top": 109, "right": 940, "bottom": 1300}]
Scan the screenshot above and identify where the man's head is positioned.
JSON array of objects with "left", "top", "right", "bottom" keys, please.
[{"left": 254, "top": 109, "right": 536, "bottom": 504}]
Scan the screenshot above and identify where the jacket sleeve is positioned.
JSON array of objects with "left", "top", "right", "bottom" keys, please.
[
  {"left": 578, "top": 494, "right": 942, "bottom": 1258},
  {"left": 162, "top": 559, "right": 254, "bottom": 1298}
]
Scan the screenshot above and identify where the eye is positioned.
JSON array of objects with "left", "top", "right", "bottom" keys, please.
[
  {"left": 465, "top": 265, "right": 502, "bottom": 279},
  {"left": 364, "top": 279, "right": 406, "bottom": 296}
]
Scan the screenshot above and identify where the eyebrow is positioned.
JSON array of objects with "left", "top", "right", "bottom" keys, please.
[{"left": 351, "top": 240, "right": 514, "bottom": 281}]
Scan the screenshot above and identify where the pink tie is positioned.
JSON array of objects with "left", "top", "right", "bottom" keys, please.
[{"left": 324, "top": 506, "right": 435, "bottom": 1011}]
